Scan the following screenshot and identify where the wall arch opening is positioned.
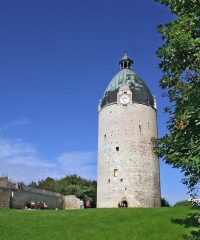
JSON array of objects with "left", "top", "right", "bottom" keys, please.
[{"left": 118, "top": 199, "right": 128, "bottom": 208}]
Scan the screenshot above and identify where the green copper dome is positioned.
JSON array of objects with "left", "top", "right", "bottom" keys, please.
[{"left": 100, "top": 53, "right": 154, "bottom": 109}]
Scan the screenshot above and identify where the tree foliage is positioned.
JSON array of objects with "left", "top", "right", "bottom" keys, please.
[
  {"left": 155, "top": 0, "right": 200, "bottom": 194},
  {"left": 173, "top": 200, "right": 193, "bottom": 208},
  {"left": 161, "top": 197, "right": 170, "bottom": 207},
  {"left": 28, "top": 175, "right": 97, "bottom": 207}
]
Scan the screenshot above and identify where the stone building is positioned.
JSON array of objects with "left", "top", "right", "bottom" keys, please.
[{"left": 97, "top": 53, "right": 161, "bottom": 208}]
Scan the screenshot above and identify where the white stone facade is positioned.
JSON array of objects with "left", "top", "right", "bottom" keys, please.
[
  {"left": 63, "top": 195, "right": 82, "bottom": 209},
  {"left": 97, "top": 86, "right": 161, "bottom": 208}
]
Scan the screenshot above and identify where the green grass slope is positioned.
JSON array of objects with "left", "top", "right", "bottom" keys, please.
[{"left": 0, "top": 207, "right": 199, "bottom": 240}]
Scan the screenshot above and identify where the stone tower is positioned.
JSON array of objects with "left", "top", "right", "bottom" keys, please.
[{"left": 97, "top": 53, "right": 161, "bottom": 208}]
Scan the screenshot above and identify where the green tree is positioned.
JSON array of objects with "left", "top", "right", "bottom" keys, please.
[
  {"left": 32, "top": 174, "right": 97, "bottom": 207},
  {"left": 155, "top": 0, "right": 200, "bottom": 195},
  {"left": 161, "top": 197, "right": 170, "bottom": 207},
  {"left": 28, "top": 181, "right": 38, "bottom": 188},
  {"left": 174, "top": 200, "right": 193, "bottom": 208},
  {"left": 60, "top": 175, "right": 97, "bottom": 207},
  {"left": 37, "top": 177, "right": 57, "bottom": 192}
]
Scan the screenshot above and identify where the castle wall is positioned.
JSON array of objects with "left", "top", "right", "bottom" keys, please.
[
  {"left": 0, "top": 177, "right": 9, "bottom": 188},
  {"left": 0, "top": 187, "right": 11, "bottom": 208},
  {"left": 10, "top": 187, "right": 64, "bottom": 209},
  {"left": 97, "top": 103, "right": 161, "bottom": 208},
  {"left": 63, "top": 195, "right": 82, "bottom": 209},
  {"left": 0, "top": 180, "right": 83, "bottom": 210},
  {"left": 0, "top": 179, "right": 64, "bottom": 209}
]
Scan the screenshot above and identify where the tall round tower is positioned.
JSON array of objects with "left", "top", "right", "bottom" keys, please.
[{"left": 97, "top": 53, "right": 161, "bottom": 208}]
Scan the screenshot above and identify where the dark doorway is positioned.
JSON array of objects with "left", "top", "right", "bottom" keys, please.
[{"left": 118, "top": 200, "right": 128, "bottom": 208}]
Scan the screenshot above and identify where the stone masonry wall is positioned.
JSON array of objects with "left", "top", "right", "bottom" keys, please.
[
  {"left": 63, "top": 195, "right": 82, "bottom": 209},
  {"left": 10, "top": 188, "right": 63, "bottom": 209},
  {"left": 0, "top": 177, "right": 9, "bottom": 188},
  {"left": 0, "top": 180, "right": 81, "bottom": 210},
  {"left": 97, "top": 101, "right": 161, "bottom": 208},
  {"left": 0, "top": 188, "right": 11, "bottom": 208}
]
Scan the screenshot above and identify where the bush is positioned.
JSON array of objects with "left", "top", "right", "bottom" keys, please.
[
  {"left": 174, "top": 200, "right": 192, "bottom": 208},
  {"left": 161, "top": 198, "right": 170, "bottom": 207}
]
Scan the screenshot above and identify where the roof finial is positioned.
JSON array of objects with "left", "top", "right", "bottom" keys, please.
[{"left": 119, "top": 51, "right": 133, "bottom": 70}]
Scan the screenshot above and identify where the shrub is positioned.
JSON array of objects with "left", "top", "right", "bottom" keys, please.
[
  {"left": 174, "top": 200, "right": 192, "bottom": 208},
  {"left": 161, "top": 198, "right": 170, "bottom": 207}
]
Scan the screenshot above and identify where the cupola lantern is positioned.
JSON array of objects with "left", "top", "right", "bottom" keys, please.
[{"left": 119, "top": 51, "right": 133, "bottom": 70}]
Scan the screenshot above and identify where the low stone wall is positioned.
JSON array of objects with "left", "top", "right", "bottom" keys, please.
[
  {"left": 0, "top": 177, "right": 9, "bottom": 188},
  {"left": 63, "top": 195, "right": 82, "bottom": 209},
  {"left": 10, "top": 188, "right": 63, "bottom": 209},
  {"left": 0, "top": 188, "right": 11, "bottom": 208},
  {"left": 18, "top": 185, "right": 62, "bottom": 197},
  {"left": 0, "top": 177, "right": 82, "bottom": 210}
]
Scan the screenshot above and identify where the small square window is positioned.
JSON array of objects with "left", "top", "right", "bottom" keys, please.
[
  {"left": 114, "top": 169, "right": 118, "bottom": 177},
  {"left": 116, "top": 147, "right": 119, "bottom": 151}
]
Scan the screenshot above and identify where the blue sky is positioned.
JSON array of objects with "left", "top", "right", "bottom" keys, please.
[{"left": 0, "top": 0, "right": 188, "bottom": 204}]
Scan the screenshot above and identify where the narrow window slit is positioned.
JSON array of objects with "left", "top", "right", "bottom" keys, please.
[{"left": 114, "top": 169, "right": 118, "bottom": 177}]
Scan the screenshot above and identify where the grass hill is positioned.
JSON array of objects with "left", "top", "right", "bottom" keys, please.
[{"left": 0, "top": 207, "right": 199, "bottom": 240}]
